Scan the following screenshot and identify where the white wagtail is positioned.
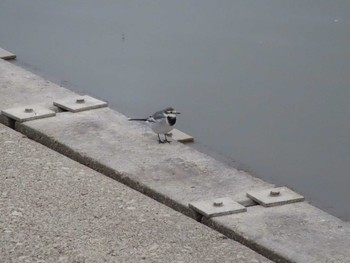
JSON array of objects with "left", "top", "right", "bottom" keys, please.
[{"left": 129, "top": 107, "right": 180, "bottom": 143}]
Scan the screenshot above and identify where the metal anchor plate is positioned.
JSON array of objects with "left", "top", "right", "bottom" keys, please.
[
  {"left": 167, "top": 129, "right": 194, "bottom": 143},
  {"left": 53, "top": 95, "right": 107, "bottom": 113},
  {"left": 1, "top": 105, "right": 56, "bottom": 122},
  {"left": 246, "top": 187, "right": 304, "bottom": 207},
  {"left": 189, "top": 197, "right": 247, "bottom": 218}
]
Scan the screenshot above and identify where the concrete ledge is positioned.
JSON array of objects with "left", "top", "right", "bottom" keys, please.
[
  {"left": 203, "top": 202, "right": 350, "bottom": 263},
  {"left": 16, "top": 108, "right": 350, "bottom": 262},
  {"left": 15, "top": 108, "right": 271, "bottom": 218},
  {"left": 0, "top": 123, "right": 271, "bottom": 262}
]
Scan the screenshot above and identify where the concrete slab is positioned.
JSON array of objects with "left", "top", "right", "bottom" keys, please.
[
  {"left": 168, "top": 128, "right": 194, "bottom": 143},
  {"left": 2, "top": 104, "right": 56, "bottom": 122},
  {"left": 204, "top": 202, "right": 350, "bottom": 263},
  {"left": 246, "top": 187, "right": 304, "bottom": 207},
  {"left": 53, "top": 95, "right": 108, "bottom": 112},
  {"left": 16, "top": 108, "right": 272, "bottom": 218},
  {"left": 0, "top": 47, "right": 16, "bottom": 60},
  {"left": 0, "top": 123, "right": 271, "bottom": 263},
  {"left": 189, "top": 197, "right": 247, "bottom": 218}
]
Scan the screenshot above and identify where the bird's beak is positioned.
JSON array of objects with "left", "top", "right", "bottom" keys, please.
[{"left": 176, "top": 112, "right": 181, "bottom": 114}]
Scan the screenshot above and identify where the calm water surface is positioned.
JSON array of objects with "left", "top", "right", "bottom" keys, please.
[{"left": 1, "top": 1, "right": 350, "bottom": 220}]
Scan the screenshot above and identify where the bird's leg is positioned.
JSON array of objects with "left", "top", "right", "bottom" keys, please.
[
  {"left": 164, "top": 134, "right": 171, "bottom": 143},
  {"left": 158, "top": 134, "right": 165, "bottom": 144}
]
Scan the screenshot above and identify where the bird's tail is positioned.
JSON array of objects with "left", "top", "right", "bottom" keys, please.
[{"left": 128, "top": 118, "right": 148, "bottom": 121}]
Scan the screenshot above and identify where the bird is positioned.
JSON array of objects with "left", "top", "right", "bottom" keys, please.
[{"left": 128, "top": 107, "right": 181, "bottom": 143}]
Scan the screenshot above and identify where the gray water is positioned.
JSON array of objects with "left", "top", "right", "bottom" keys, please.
[{"left": 1, "top": 1, "right": 350, "bottom": 220}]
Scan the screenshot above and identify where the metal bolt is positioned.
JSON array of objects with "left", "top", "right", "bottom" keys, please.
[
  {"left": 213, "top": 201, "right": 224, "bottom": 207},
  {"left": 76, "top": 98, "right": 85, "bottom": 104},
  {"left": 270, "top": 190, "right": 281, "bottom": 196},
  {"left": 24, "top": 108, "right": 33, "bottom": 113}
]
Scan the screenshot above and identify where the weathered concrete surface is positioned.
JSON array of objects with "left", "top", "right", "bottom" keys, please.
[
  {"left": 0, "top": 123, "right": 271, "bottom": 263},
  {"left": 15, "top": 108, "right": 272, "bottom": 218},
  {"left": 204, "top": 202, "right": 350, "bottom": 263}
]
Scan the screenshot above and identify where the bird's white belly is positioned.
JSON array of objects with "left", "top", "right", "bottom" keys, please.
[{"left": 147, "top": 119, "right": 174, "bottom": 134}]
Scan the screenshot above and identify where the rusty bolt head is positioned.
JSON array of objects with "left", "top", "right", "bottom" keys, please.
[
  {"left": 270, "top": 190, "right": 281, "bottom": 196},
  {"left": 76, "top": 98, "right": 85, "bottom": 104},
  {"left": 213, "top": 201, "right": 224, "bottom": 207},
  {"left": 24, "top": 108, "right": 34, "bottom": 113}
]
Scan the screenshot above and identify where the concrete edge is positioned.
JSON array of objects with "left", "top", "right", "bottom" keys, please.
[
  {"left": 14, "top": 119, "right": 292, "bottom": 261},
  {"left": 202, "top": 217, "right": 292, "bottom": 263},
  {"left": 0, "top": 123, "right": 274, "bottom": 263},
  {"left": 15, "top": 121, "right": 201, "bottom": 220}
]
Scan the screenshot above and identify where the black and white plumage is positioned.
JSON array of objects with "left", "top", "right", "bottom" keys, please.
[{"left": 129, "top": 107, "right": 180, "bottom": 143}]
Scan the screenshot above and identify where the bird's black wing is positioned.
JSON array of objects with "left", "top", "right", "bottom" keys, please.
[{"left": 152, "top": 111, "right": 166, "bottom": 120}]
